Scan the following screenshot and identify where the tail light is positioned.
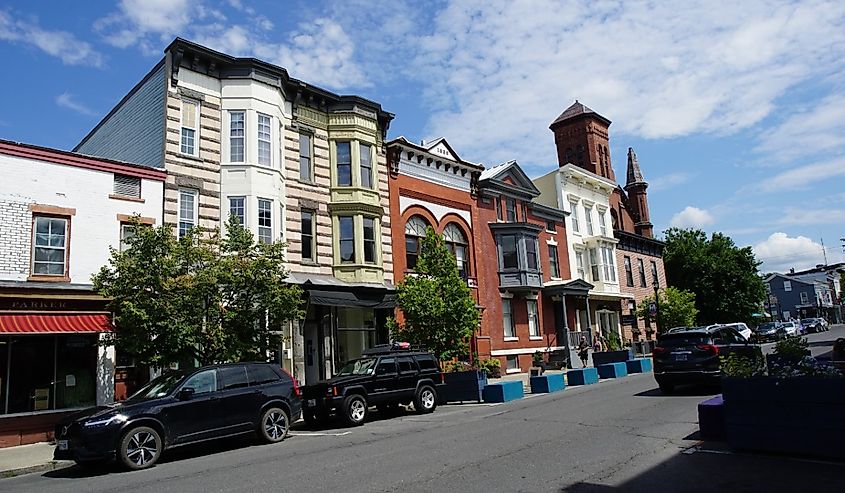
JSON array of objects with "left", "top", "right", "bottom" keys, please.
[
  {"left": 652, "top": 346, "right": 667, "bottom": 355},
  {"left": 282, "top": 369, "right": 301, "bottom": 397},
  {"left": 696, "top": 344, "right": 719, "bottom": 355}
]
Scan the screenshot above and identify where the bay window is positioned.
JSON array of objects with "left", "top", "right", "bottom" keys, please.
[
  {"left": 589, "top": 248, "right": 600, "bottom": 281},
  {"left": 360, "top": 143, "right": 373, "bottom": 189},
  {"left": 525, "top": 237, "right": 537, "bottom": 270},
  {"left": 301, "top": 210, "right": 315, "bottom": 262},
  {"left": 363, "top": 217, "right": 376, "bottom": 264},
  {"left": 229, "top": 111, "right": 245, "bottom": 162},
  {"left": 258, "top": 199, "right": 272, "bottom": 244},
  {"left": 336, "top": 141, "right": 352, "bottom": 186},
  {"left": 229, "top": 196, "right": 245, "bottom": 225},
  {"left": 501, "top": 234, "right": 518, "bottom": 269},
  {"left": 299, "top": 133, "right": 312, "bottom": 181},
  {"left": 257, "top": 113, "right": 272, "bottom": 166}
]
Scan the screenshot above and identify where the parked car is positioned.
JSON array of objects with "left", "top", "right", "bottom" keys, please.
[
  {"left": 780, "top": 321, "right": 799, "bottom": 337},
  {"left": 801, "top": 318, "right": 827, "bottom": 333},
  {"left": 652, "top": 325, "right": 762, "bottom": 393},
  {"left": 301, "top": 344, "right": 443, "bottom": 427},
  {"left": 54, "top": 362, "right": 301, "bottom": 470},
  {"left": 754, "top": 322, "right": 784, "bottom": 342},
  {"left": 716, "top": 323, "right": 753, "bottom": 341}
]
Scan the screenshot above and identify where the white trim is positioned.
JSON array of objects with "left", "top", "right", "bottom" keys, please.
[
  {"left": 546, "top": 238, "right": 558, "bottom": 246},
  {"left": 529, "top": 336, "right": 543, "bottom": 341},
  {"left": 506, "top": 368, "right": 522, "bottom": 374},
  {"left": 503, "top": 336, "right": 519, "bottom": 342},
  {"left": 399, "top": 196, "right": 472, "bottom": 227},
  {"left": 500, "top": 291, "right": 514, "bottom": 299},
  {"left": 491, "top": 345, "right": 568, "bottom": 356}
]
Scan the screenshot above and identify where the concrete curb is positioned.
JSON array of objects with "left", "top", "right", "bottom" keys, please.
[{"left": 0, "top": 460, "right": 74, "bottom": 479}]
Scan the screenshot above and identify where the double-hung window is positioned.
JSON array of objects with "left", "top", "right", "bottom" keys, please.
[
  {"left": 363, "top": 217, "right": 376, "bottom": 264},
  {"left": 800, "top": 291, "right": 809, "bottom": 304},
  {"left": 601, "top": 246, "right": 617, "bottom": 282},
  {"left": 501, "top": 234, "right": 518, "bottom": 269},
  {"left": 257, "top": 113, "right": 272, "bottom": 166},
  {"left": 527, "top": 300, "right": 540, "bottom": 337},
  {"left": 301, "top": 210, "right": 315, "bottom": 262},
  {"left": 598, "top": 210, "right": 607, "bottom": 236},
  {"left": 339, "top": 216, "right": 355, "bottom": 263},
  {"left": 336, "top": 142, "right": 352, "bottom": 186},
  {"left": 496, "top": 198, "right": 503, "bottom": 220},
  {"left": 258, "top": 199, "right": 272, "bottom": 244},
  {"left": 502, "top": 299, "right": 515, "bottom": 338},
  {"left": 526, "top": 238, "right": 538, "bottom": 270},
  {"left": 180, "top": 100, "right": 199, "bottom": 156},
  {"left": 650, "top": 260, "right": 659, "bottom": 285},
  {"left": 638, "top": 258, "right": 647, "bottom": 287},
  {"left": 589, "top": 248, "right": 600, "bottom": 281},
  {"left": 178, "top": 189, "right": 197, "bottom": 239},
  {"left": 229, "top": 196, "right": 245, "bottom": 225},
  {"left": 584, "top": 205, "right": 594, "bottom": 235},
  {"left": 360, "top": 143, "right": 373, "bottom": 189},
  {"left": 32, "top": 216, "right": 68, "bottom": 275},
  {"left": 299, "top": 133, "right": 312, "bottom": 181},
  {"left": 570, "top": 200, "right": 580, "bottom": 233},
  {"left": 229, "top": 111, "right": 245, "bottom": 162},
  {"left": 120, "top": 223, "right": 136, "bottom": 252},
  {"left": 576, "top": 251, "right": 586, "bottom": 280},
  {"left": 506, "top": 199, "right": 517, "bottom": 222},
  {"left": 549, "top": 244, "right": 560, "bottom": 278},
  {"left": 624, "top": 256, "right": 634, "bottom": 287}
]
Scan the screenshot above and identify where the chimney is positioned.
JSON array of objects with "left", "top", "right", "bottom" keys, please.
[{"left": 789, "top": 268, "right": 795, "bottom": 274}]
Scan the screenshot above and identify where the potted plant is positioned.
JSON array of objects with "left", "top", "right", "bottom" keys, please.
[
  {"left": 591, "top": 332, "right": 633, "bottom": 366},
  {"left": 478, "top": 358, "right": 501, "bottom": 379}
]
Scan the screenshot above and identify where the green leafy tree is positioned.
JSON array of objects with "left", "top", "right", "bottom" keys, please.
[
  {"left": 637, "top": 286, "right": 699, "bottom": 334},
  {"left": 662, "top": 228, "right": 766, "bottom": 325},
  {"left": 389, "top": 227, "right": 480, "bottom": 361},
  {"left": 92, "top": 216, "right": 304, "bottom": 368}
]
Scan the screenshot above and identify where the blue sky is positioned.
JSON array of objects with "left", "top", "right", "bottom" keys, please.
[{"left": 2, "top": 0, "right": 844, "bottom": 273}]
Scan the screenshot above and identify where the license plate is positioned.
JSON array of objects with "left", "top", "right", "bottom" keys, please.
[
  {"left": 306, "top": 399, "right": 316, "bottom": 407},
  {"left": 57, "top": 440, "right": 68, "bottom": 451},
  {"left": 674, "top": 354, "right": 688, "bottom": 361}
]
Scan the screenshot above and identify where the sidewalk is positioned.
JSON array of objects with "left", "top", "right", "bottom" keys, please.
[{"left": 0, "top": 442, "right": 70, "bottom": 478}]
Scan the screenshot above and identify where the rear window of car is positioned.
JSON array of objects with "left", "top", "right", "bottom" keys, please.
[
  {"left": 414, "top": 354, "right": 438, "bottom": 370},
  {"left": 248, "top": 365, "right": 281, "bottom": 386},
  {"left": 218, "top": 366, "right": 250, "bottom": 390},
  {"left": 658, "top": 333, "right": 711, "bottom": 346}
]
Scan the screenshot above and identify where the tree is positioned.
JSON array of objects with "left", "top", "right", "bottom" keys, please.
[
  {"left": 636, "top": 286, "right": 699, "bottom": 334},
  {"left": 389, "top": 228, "right": 480, "bottom": 361},
  {"left": 92, "top": 217, "right": 304, "bottom": 368},
  {"left": 662, "top": 228, "right": 766, "bottom": 325}
]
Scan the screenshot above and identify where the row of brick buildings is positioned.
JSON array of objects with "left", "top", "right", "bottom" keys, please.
[{"left": 0, "top": 38, "right": 664, "bottom": 445}]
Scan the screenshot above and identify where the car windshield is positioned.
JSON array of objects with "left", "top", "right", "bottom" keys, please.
[
  {"left": 336, "top": 358, "right": 378, "bottom": 376},
  {"left": 126, "top": 371, "right": 187, "bottom": 402}
]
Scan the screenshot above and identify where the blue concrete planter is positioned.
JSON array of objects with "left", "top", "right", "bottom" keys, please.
[
  {"left": 592, "top": 349, "right": 634, "bottom": 366},
  {"left": 483, "top": 380, "right": 524, "bottom": 403},
  {"left": 441, "top": 370, "right": 487, "bottom": 403},
  {"left": 698, "top": 395, "right": 726, "bottom": 441},
  {"left": 597, "top": 362, "right": 628, "bottom": 379},
  {"left": 530, "top": 373, "right": 566, "bottom": 393},
  {"left": 722, "top": 377, "right": 845, "bottom": 459},
  {"left": 567, "top": 367, "right": 599, "bottom": 386},
  {"left": 626, "top": 358, "right": 653, "bottom": 373}
]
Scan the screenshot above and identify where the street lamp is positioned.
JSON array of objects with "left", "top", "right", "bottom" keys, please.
[{"left": 652, "top": 279, "right": 660, "bottom": 334}]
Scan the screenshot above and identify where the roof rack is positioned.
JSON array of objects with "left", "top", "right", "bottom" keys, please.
[{"left": 361, "top": 342, "right": 427, "bottom": 356}]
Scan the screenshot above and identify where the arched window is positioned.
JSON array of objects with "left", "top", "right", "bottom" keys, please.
[
  {"left": 442, "top": 223, "right": 469, "bottom": 278},
  {"left": 404, "top": 215, "right": 429, "bottom": 270}
]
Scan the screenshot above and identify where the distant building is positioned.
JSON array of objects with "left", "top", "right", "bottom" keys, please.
[
  {"left": 0, "top": 139, "right": 165, "bottom": 446},
  {"left": 784, "top": 263, "right": 844, "bottom": 322},
  {"left": 545, "top": 101, "right": 665, "bottom": 341},
  {"left": 765, "top": 273, "right": 836, "bottom": 322}
]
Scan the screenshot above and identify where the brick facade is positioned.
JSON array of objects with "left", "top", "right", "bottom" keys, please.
[
  {"left": 0, "top": 199, "right": 30, "bottom": 278},
  {"left": 616, "top": 246, "right": 667, "bottom": 341}
]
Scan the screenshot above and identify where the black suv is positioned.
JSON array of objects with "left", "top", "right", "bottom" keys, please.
[
  {"left": 301, "top": 345, "right": 443, "bottom": 426},
  {"left": 54, "top": 362, "right": 301, "bottom": 470},
  {"left": 653, "top": 325, "right": 762, "bottom": 393}
]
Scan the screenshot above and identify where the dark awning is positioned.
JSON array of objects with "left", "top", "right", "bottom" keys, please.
[{"left": 308, "top": 290, "right": 395, "bottom": 309}]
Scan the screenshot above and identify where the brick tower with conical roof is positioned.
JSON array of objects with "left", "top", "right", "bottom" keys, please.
[{"left": 549, "top": 100, "right": 615, "bottom": 181}]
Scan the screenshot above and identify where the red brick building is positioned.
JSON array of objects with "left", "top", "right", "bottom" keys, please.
[
  {"left": 387, "top": 138, "right": 570, "bottom": 372},
  {"left": 549, "top": 102, "right": 666, "bottom": 342}
]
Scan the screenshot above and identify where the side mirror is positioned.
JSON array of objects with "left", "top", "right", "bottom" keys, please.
[{"left": 177, "top": 387, "right": 195, "bottom": 400}]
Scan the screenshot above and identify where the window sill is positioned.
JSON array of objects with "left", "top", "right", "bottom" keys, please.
[
  {"left": 506, "top": 368, "right": 522, "bottom": 374},
  {"left": 295, "top": 178, "right": 318, "bottom": 186},
  {"left": 28, "top": 275, "right": 70, "bottom": 283},
  {"left": 109, "top": 194, "right": 145, "bottom": 203},
  {"left": 529, "top": 336, "right": 543, "bottom": 341},
  {"left": 177, "top": 152, "right": 204, "bottom": 163},
  {"left": 503, "top": 337, "right": 519, "bottom": 342},
  {"left": 300, "top": 260, "right": 321, "bottom": 267}
]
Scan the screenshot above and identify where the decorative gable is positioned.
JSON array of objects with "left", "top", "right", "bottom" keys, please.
[{"left": 425, "top": 138, "right": 461, "bottom": 162}]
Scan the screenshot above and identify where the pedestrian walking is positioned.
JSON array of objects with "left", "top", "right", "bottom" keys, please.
[{"left": 578, "top": 336, "right": 590, "bottom": 367}]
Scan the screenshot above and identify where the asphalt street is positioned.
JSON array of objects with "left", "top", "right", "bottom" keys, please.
[{"left": 4, "top": 326, "right": 845, "bottom": 492}]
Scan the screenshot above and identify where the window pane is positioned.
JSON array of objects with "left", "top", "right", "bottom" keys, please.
[
  {"left": 301, "top": 210, "right": 314, "bottom": 261},
  {"left": 258, "top": 114, "right": 272, "bottom": 166},
  {"left": 230, "top": 112, "right": 245, "bottom": 162},
  {"left": 363, "top": 217, "right": 376, "bottom": 263},
  {"left": 339, "top": 216, "right": 355, "bottom": 263},
  {"left": 405, "top": 236, "right": 418, "bottom": 270},
  {"left": 299, "top": 133, "right": 312, "bottom": 180},
  {"left": 503, "top": 299, "right": 514, "bottom": 337},
  {"left": 182, "top": 370, "right": 217, "bottom": 394},
  {"left": 258, "top": 199, "right": 272, "bottom": 244},
  {"left": 570, "top": 201, "right": 580, "bottom": 232},
  {"left": 218, "top": 366, "right": 249, "bottom": 390},
  {"left": 549, "top": 245, "right": 559, "bottom": 278},
  {"left": 180, "top": 128, "right": 195, "bottom": 155},
  {"left": 506, "top": 199, "right": 516, "bottom": 222},
  {"left": 360, "top": 143, "right": 372, "bottom": 189},
  {"left": 336, "top": 142, "right": 351, "bottom": 186},
  {"left": 247, "top": 365, "right": 280, "bottom": 386},
  {"left": 526, "top": 238, "right": 537, "bottom": 270},
  {"left": 584, "top": 206, "right": 594, "bottom": 235},
  {"left": 501, "top": 235, "right": 518, "bottom": 269},
  {"left": 229, "top": 197, "right": 245, "bottom": 225}
]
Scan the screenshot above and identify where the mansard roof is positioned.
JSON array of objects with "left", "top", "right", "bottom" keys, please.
[{"left": 550, "top": 100, "right": 611, "bottom": 128}]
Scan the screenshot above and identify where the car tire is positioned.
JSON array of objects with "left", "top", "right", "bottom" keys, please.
[
  {"left": 259, "top": 406, "right": 290, "bottom": 443},
  {"left": 342, "top": 394, "right": 368, "bottom": 426},
  {"left": 658, "top": 382, "right": 674, "bottom": 394},
  {"left": 414, "top": 385, "right": 437, "bottom": 414},
  {"left": 118, "top": 426, "right": 162, "bottom": 470}
]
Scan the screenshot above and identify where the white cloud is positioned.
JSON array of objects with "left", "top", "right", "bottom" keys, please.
[
  {"left": 55, "top": 92, "right": 97, "bottom": 116},
  {"left": 755, "top": 94, "right": 845, "bottom": 163},
  {"left": 670, "top": 206, "right": 715, "bottom": 229},
  {"left": 649, "top": 172, "right": 692, "bottom": 192},
  {"left": 778, "top": 208, "right": 845, "bottom": 226},
  {"left": 392, "top": 0, "right": 845, "bottom": 171},
  {"left": 758, "top": 158, "right": 845, "bottom": 192},
  {"left": 0, "top": 11, "right": 103, "bottom": 67},
  {"left": 753, "top": 232, "right": 843, "bottom": 273}
]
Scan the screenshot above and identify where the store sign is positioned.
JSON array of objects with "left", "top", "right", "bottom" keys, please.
[
  {"left": 621, "top": 314, "right": 638, "bottom": 327},
  {"left": 648, "top": 302, "right": 657, "bottom": 317}
]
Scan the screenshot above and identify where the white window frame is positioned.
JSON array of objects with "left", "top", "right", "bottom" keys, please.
[
  {"left": 257, "top": 113, "right": 272, "bottom": 167},
  {"left": 601, "top": 246, "right": 617, "bottom": 283},
  {"left": 32, "top": 216, "right": 69, "bottom": 276},
  {"left": 503, "top": 299, "right": 516, "bottom": 339},
  {"left": 229, "top": 111, "right": 245, "bottom": 163},
  {"left": 120, "top": 223, "right": 135, "bottom": 252},
  {"left": 548, "top": 244, "right": 560, "bottom": 279},
  {"left": 589, "top": 248, "right": 600, "bottom": 281},
  {"left": 360, "top": 142, "right": 373, "bottom": 189},
  {"left": 800, "top": 291, "right": 809, "bottom": 304},
  {"left": 569, "top": 200, "right": 580, "bottom": 233},
  {"left": 783, "top": 280, "right": 792, "bottom": 292},
  {"left": 576, "top": 250, "right": 586, "bottom": 280},
  {"left": 506, "top": 355, "right": 520, "bottom": 372},
  {"left": 228, "top": 196, "right": 246, "bottom": 226},
  {"left": 180, "top": 100, "right": 199, "bottom": 156},
  {"left": 598, "top": 209, "right": 607, "bottom": 236},
  {"left": 527, "top": 300, "right": 540, "bottom": 338},
  {"left": 584, "top": 204, "right": 594, "bottom": 236},
  {"left": 258, "top": 198, "right": 272, "bottom": 244},
  {"left": 178, "top": 189, "right": 198, "bottom": 239}
]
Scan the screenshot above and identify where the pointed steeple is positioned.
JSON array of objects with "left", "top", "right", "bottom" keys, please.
[{"left": 625, "top": 147, "right": 645, "bottom": 187}]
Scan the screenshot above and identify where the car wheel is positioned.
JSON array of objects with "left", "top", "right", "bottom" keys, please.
[
  {"left": 414, "top": 385, "right": 437, "bottom": 414},
  {"left": 342, "top": 394, "right": 368, "bottom": 426},
  {"left": 259, "top": 407, "right": 290, "bottom": 443},
  {"left": 118, "top": 426, "right": 162, "bottom": 470},
  {"left": 658, "top": 382, "right": 674, "bottom": 394}
]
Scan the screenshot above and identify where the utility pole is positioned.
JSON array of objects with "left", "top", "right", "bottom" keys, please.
[{"left": 821, "top": 238, "right": 828, "bottom": 265}]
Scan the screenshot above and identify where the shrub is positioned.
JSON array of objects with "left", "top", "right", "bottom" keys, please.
[{"left": 720, "top": 353, "right": 765, "bottom": 378}]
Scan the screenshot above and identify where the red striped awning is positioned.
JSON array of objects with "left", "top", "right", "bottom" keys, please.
[{"left": 0, "top": 313, "right": 114, "bottom": 334}]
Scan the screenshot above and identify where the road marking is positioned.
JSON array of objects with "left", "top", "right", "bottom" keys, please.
[{"left": 289, "top": 431, "right": 351, "bottom": 437}]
